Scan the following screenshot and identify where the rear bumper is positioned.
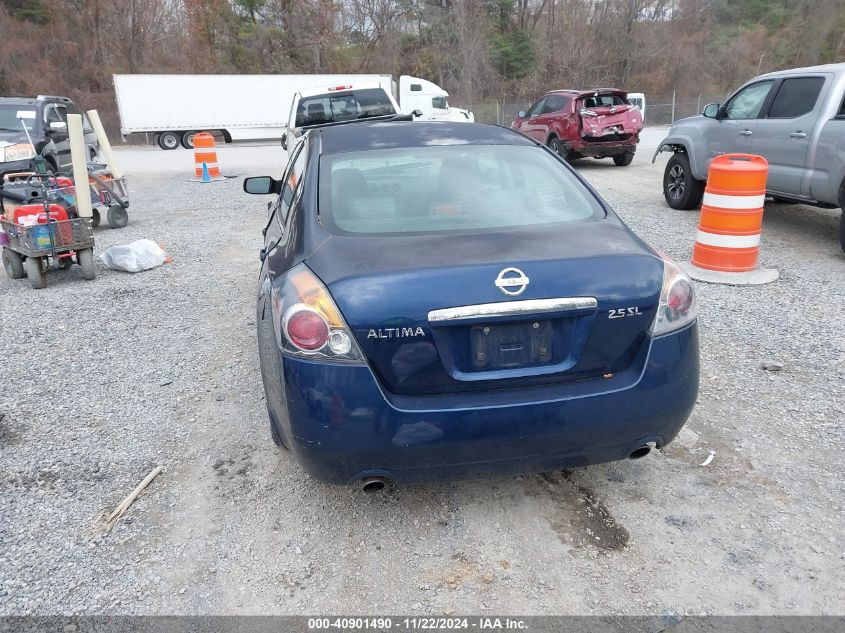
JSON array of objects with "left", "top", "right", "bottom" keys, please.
[
  {"left": 570, "top": 136, "right": 639, "bottom": 156},
  {"left": 274, "top": 324, "right": 699, "bottom": 485}
]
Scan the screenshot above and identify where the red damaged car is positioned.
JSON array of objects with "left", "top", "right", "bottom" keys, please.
[{"left": 511, "top": 89, "right": 643, "bottom": 166}]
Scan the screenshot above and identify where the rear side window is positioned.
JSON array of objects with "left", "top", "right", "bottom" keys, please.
[
  {"left": 65, "top": 101, "right": 94, "bottom": 132},
  {"left": 767, "top": 77, "right": 824, "bottom": 118},
  {"left": 295, "top": 88, "right": 395, "bottom": 127},
  {"left": 582, "top": 94, "right": 626, "bottom": 108},
  {"left": 278, "top": 144, "right": 307, "bottom": 223},
  {"left": 318, "top": 145, "right": 602, "bottom": 236},
  {"left": 839, "top": 93, "right": 845, "bottom": 118}
]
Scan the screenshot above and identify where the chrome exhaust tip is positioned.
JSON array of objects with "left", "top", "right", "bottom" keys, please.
[
  {"left": 629, "top": 445, "right": 651, "bottom": 460},
  {"left": 360, "top": 477, "right": 388, "bottom": 493}
]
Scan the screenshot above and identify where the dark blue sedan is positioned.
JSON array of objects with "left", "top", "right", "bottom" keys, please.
[{"left": 244, "top": 122, "right": 699, "bottom": 490}]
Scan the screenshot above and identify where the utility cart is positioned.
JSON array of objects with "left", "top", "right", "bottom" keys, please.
[
  {"left": 1, "top": 174, "right": 97, "bottom": 289},
  {"left": 1, "top": 217, "right": 95, "bottom": 289},
  {"left": 85, "top": 165, "right": 130, "bottom": 229}
]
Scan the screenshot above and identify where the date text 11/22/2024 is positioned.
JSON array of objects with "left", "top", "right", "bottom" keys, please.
[{"left": 307, "top": 617, "right": 528, "bottom": 631}]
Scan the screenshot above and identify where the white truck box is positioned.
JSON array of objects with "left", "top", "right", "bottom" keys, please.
[{"left": 113, "top": 73, "right": 391, "bottom": 149}]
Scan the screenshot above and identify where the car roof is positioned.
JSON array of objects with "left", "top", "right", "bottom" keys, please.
[
  {"left": 542, "top": 88, "right": 627, "bottom": 98},
  {"left": 0, "top": 97, "right": 37, "bottom": 105},
  {"left": 299, "top": 82, "right": 386, "bottom": 98},
  {"left": 757, "top": 62, "right": 845, "bottom": 79},
  {"left": 315, "top": 122, "right": 535, "bottom": 155}
]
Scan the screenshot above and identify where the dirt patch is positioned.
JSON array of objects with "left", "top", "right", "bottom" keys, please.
[{"left": 536, "top": 470, "right": 630, "bottom": 551}]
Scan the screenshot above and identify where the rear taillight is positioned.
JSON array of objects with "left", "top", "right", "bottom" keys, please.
[
  {"left": 284, "top": 305, "right": 329, "bottom": 351},
  {"left": 271, "top": 264, "right": 364, "bottom": 362},
  {"left": 650, "top": 256, "right": 698, "bottom": 336}
]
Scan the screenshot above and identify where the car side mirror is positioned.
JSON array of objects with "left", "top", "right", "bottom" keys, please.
[
  {"left": 48, "top": 121, "right": 67, "bottom": 133},
  {"left": 580, "top": 108, "right": 597, "bottom": 117},
  {"left": 412, "top": 109, "right": 423, "bottom": 118},
  {"left": 280, "top": 134, "right": 287, "bottom": 150},
  {"left": 702, "top": 103, "right": 720, "bottom": 119},
  {"left": 243, "top": 176, "right": 277, "bottom": 195},
  {"left": 517, "top": 110, "right": 526, "bottom": 118}
]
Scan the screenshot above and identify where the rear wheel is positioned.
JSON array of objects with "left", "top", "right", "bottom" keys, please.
[
  {"left": 839, "top": 210, "right": 845, "bottom": 254},
  {"left": 90, "top": 209, "right": 101, "bottom": 228},
  {"left": 548, "top": 136, "right": 564, "bottom": 158},
  {"left": 24, "top": 256, "right": 47, "bottom": 289},
  {"left": 78, "top": 248, "right": 96, "bottom": 280},
  {"left": 267, "top": 407, "right": 289, "bottom": 450},
  {"left": 839, "top": 186, "right": 845, "bottom": 254},
  {"left": 180, "top": 131, "right": 197, "bottom": 149},
  {"left": 2, "top": 249, "right": 25, "bottom": 279},
  {"left": 664, "top": 152, "right": 705, "bottom": 210},
  {"left": 157, "top": 131, "right": 180, "bottom": 150},
  {"left": 613, "top": 152, "right": 634, "bottom": 167},
  {"left": 107, "top": 205, "right": 129, "bottom": 229}
]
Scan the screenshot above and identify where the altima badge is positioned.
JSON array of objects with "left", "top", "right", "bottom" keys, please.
[{"left": 495, "top": 267, "right": 530, "bottom": 296}]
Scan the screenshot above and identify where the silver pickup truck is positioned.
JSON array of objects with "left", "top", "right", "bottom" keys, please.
[{"left": 654, "top": 63, "right": 845, "bottom": 252}]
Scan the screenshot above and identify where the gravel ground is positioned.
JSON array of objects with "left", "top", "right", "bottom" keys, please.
[{"left": 0, "top": 128, "right": 843, "bottom": 616}]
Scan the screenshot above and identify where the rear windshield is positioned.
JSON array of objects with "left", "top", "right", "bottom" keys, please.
[
  {"left": 318, "top": 145, "right": 603, "bottom": 236},
  {"left": 581, "top": 94, "right": 628, "bottom": 108},
  {"left": 296, "top": 88, "right": 395, "bottom": 127}
]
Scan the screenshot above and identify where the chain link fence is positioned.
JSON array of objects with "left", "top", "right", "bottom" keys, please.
[{"left": 456, "top": 93, "right": 728, "bottom": 127}]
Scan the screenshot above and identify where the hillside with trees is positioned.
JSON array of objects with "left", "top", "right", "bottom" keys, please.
[{"left": 1, "top": 0, "right": 843, "bottom": 131}]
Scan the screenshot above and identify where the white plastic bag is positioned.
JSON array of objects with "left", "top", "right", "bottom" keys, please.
[{"left": 99, "top": 239, "right": 166, "bottom": 273}]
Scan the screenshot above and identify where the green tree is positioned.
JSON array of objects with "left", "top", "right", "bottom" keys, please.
[{"left": 2, "top": 0, "right": 50, "bottom": 23}]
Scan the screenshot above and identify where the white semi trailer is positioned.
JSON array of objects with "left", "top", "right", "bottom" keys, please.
[{"left": 113, "top": 74, "right": 472, "bottom": 150}]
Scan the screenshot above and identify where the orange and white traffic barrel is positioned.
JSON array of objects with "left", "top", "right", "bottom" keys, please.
[
  {"left": 192, "top": 132, "right": 223, "bottom": 181},
  {"left": 684, "top": 154, "right": 778, "bottom": 285},
  {"left": 692, "top": 154, "right": 767, "bottom": 271}
]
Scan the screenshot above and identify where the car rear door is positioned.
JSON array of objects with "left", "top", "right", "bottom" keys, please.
[{"left": 751, "top": 75, "right": 829, "bottom": 196}]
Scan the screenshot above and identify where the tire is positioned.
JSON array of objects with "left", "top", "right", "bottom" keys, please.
[
  {"left": 24, "top": 256, "right": 47, "bottom": 289},
  {"left": 157, "top": 131, "right": 180, "bottom": 150},
  {"left": 107, "top": 205, "right": 129, "bottom": 229},
  {"left": 268, "top": 410, "right": 289, "bottom": 450},
  {"left": 839, "top": 210, "right": 845, "bottom": 254},
  {"left": 90, "top": 208, "right": 101, "bottom": 228},
  {"left": 548, "top": 136, "right": 564, "bottom": 158},
  {"left": 613, "top": 152, "right": 635, "bottom": 167},
  {"left": 180, "top": 131, "right": 197, "bottom": 149},
  {"left": 664, "top": 152, "right": 705, "bottom": 210},
  {"left": 78, "top": 248, "right": 96, "bottom": 280},
  {"left": 2, "top": 249, "right": 25, "bottom": 279}
]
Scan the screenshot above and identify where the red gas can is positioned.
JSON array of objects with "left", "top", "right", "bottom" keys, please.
[{"left": 13, "top": 204, "right": 68, "bottom": 224}]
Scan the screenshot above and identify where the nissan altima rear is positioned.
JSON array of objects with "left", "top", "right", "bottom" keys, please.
[{"left": 248, "top": 122, "right": 699, "bottom": 487}]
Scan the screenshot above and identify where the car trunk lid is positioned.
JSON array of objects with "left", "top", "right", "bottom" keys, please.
[{"left": 306, "top": 220, "right": 663, "bottom": 396}]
